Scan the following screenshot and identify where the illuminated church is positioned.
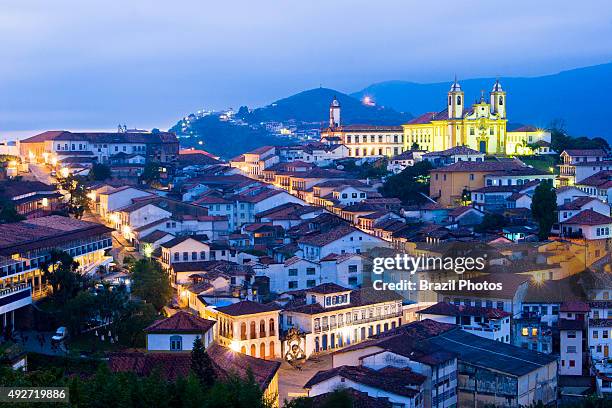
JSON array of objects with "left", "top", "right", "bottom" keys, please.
[
  {"left": 321, "top": 79, "right": 551, "bottom": 157},
  {"left": 402, "top": 79, "right": 551, "bottom": 155}
]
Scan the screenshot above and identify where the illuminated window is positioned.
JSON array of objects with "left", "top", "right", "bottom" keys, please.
[
  {"left": 521, "top": 327, "right": 528, "bottom": 336},
  {"left": 531, "top": 328, "right": 538, "bottom": 336}
]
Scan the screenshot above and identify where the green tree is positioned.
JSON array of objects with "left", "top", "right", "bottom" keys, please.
[
  {"left": 40, "top": 249, "right": 84, "bottom": 307},
  {"left": 89, "top": 163, "right": 112, "bottom": 181},
  {"left": 379, "top": 160, "right": 433, "bottom": 204},
  {"left": 207, "top": 369, "right": 273, "bottom": 408},
  {"left": 129, "top": 259, "right": 172, "bottom": 311},
  {"left": 141, "top": 162, "right": 161, "bottom": 184},
  {"left": 531, "top": 179, "right": 557, "bottom": 240},
  {"left": 0, "top": 198, "right": 25, "bottom": 223},
  {"left": 191, "top": 336, "right": 216, "bottom": 388},
  {"left": 113, "top": 301, "right": 157, "bottom": 348},
  {"left": 410, "top": 141, "right": 420, "bottom": 150},
  {"left": 58, "top": 175, "right": 89, "bottom": 219},
  {"left": 283, "top": 389, "right": 354, "bottom": 408}
]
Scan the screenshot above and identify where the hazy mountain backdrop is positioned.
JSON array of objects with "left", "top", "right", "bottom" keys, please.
[{"left": 352, "top": 63, "right": 612, "bottom": 138}]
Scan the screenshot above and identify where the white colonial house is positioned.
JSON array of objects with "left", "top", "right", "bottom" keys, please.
[
  {"left": 417, "top": 302, "right": 511, "bottom": 343},
  {"left": 559, "top": 209, "right": 612, "bottom": 240},
  {"left": 280, "top": 284, "right": 403, "bottom": 358},
  {"left": 297, "top": 224, "right": 387, "bottom": 261},
  {"left": 94, "top": 186, "right": 153, "bottom": 220},
  {"left": 212, "top": 300, "right": 282, "bottom": 360},
  {"left": 557, "top": 197, "right": 611, "bottom": 223},
  {"left": 145, "top": 311, "right": 216, "bottom": 351}
]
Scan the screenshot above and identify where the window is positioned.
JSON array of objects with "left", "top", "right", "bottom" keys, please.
[
  {"left": 348, "top": 265, "right": 358, "bottom": 273},
  {"left": 288, "top": 281, "right": 298, "bottom": 289},
  {"left": 170, "top": 335, "right": 182, "bottom": 351},
  {"left": 569, "top": 360, "right": 576, "bottom": 367},
  {"left": 288, "top": 268, "right": 298, "bottom": 276},
  {"left": 306, "top": 267, "right": 316, "bottom": 275},
  {"left": 306, "top": 279, "right": 316, "bottom": 287},
  {"left": 567, "top": 331, "right": 577, "bottom": 339},
  {"left": 593, "top": 330, "right": 599, "bottom": 339}
]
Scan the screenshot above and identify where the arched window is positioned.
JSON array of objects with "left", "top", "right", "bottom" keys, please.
[
  {"left": 315, "top": 337, "right": 320, "bottom": 353},
  {"left": 269, "top": 341, "right": 275, "bottom": 358},
  {"left": 260, "top": 343, "right": 266, "bottom": 359},
  {"left": 269, "top": 318, "right": 275, "bottom": 336},
  {"left": 241, "top": 322, "right": 247, "bottom": 340},
  {"left": 260, "top": 320, "right": 266, "bottom": 337},
  {"left": 448, "top": 96, "right": 452, "bottom": 106},
  {"left": 499, "top": 96, "right": 504, "bottom": 105},
  {"left": 241, "top": 346, "right": 246, "bottom": 354},
  {"left": 250, "top": 344, "right": 256, "bottom": 357},
  {"left": 169, "top": 335, "right": 182, "bottom": 351},
  {"left": 457, "top": 95, "right": 462, "bottom": 105},
  {"left": 250, "top": 321, "right": 257, "bottom": 339}
]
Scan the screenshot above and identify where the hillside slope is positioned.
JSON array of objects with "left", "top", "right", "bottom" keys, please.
[{"left": 244, "top": 87, "right": 412, "bottom": 125}]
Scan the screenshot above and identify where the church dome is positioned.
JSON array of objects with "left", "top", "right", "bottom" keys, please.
[
  {"left": 492, "top": 80, "right": 503, "bottom": 92},
  {"left": 330, "top": 96, "right": 340, "bottom": 107}
]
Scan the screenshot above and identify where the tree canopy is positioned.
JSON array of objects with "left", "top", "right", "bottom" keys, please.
[
  {"left": 89, "top": 163, "right": 112, "bottom": 181},
  {"left": 379, "top": 160, "right": 433, "bottom": 204},
  {"left": 531, "top": 179, "right": 557, "bottom": 240},
  {"left": 129, "top": 259, "right": 173, "bottom": 311}
]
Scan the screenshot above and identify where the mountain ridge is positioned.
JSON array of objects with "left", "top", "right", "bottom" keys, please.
[{"left": 351, "top": 62, "right": 612, "bottom": 138}]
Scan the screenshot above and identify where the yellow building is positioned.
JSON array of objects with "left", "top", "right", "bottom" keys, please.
[{"left": 402, "top": 79, "right": 550, "bottom": 155}]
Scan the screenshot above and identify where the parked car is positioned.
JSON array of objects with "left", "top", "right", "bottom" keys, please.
[{"left": 51, "top": 327, "right": 68, "bottom": 342}]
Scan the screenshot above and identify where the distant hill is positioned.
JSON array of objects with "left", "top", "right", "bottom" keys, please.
[
  {"left": 244, "top": 87, "right": 412, "bottom": 125},
  {"left": 352, "top": 62, "right": 612, "bottom": 139},
  {"left": 172, "top": 88, "right": 412, "bottom": 159}
]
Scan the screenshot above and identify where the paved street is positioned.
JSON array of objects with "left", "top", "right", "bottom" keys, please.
[
  {"left": 28, "top": 163, "right": 56, "bottom": 185},
  {"left": 278, "top": 353, "right": 332, "bottom": 403},
  {"left": 15, "top": 330, "right": 68, "bottom": 356}
]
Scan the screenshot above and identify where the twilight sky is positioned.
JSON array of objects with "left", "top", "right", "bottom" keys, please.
[{"left": 1, "top": 0, "right": 611, "bottom": 134}]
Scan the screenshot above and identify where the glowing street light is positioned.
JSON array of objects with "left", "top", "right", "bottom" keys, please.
[{"left": 229, "top": 340, "right": 241, "bottom": 353}]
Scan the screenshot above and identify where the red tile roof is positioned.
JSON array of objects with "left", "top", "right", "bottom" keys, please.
[
  {"left": 0, "top": 216, "right": 113, "bottom": 256},
  {"left": 509, "top": 125, "right": 539, "bottom": 132},
  {"left": 418, "top": 301, "right": 510, "bottom": 319},
  {"left": 432, "top": 160, "right": 526, "bottom": 173},
  {"left": 562, "top": 209, "right": 612, "bottom": 226},
  {"left": 297, "top": 224, "right": 360, "bottom": 247},
  {"left": 21, "top": 130, "right": 177, "bottom": 144},
  {"left": 304, "top": 365, "right": 425, "bottom": 398},
  {"left": 145, "top": 311, "right": 215, "bottom": 333},
  {"left": 109, "top": 343, "right": 280, "bottom": 389},
  {"left": 557, "top": 196, "right": 598, "bottom": 211},
  {"left": 562, "top": 149, "right": 606, "bottom": 157},
  {"left": 215, "top": 300, "right": 280, "bottom": 316}
]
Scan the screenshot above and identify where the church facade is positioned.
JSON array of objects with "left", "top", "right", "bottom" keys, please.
[
  {"left": 321, "top": 80, "right": 551, "bottom": 157},
  {"left": 403, "top": 79, "right": 550, "bottom": 155}
]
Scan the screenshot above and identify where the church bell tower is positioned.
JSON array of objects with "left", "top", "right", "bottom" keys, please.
[
  {"left": 490, "top": 79, "right": 506, "bottom": 118},
  {"left": 448, "top": 77, "right": 464, "bottom": 119},
  {"left": 329, "top": 96, "right": 341, "bottom": 128}
]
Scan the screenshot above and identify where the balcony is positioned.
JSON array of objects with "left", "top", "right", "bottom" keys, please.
[
  {"left": 313, "top": 311, "right": 402, "bottom": 333},
  {"left": 0, "top": 284, "right": 32, "bottom": 314}
]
